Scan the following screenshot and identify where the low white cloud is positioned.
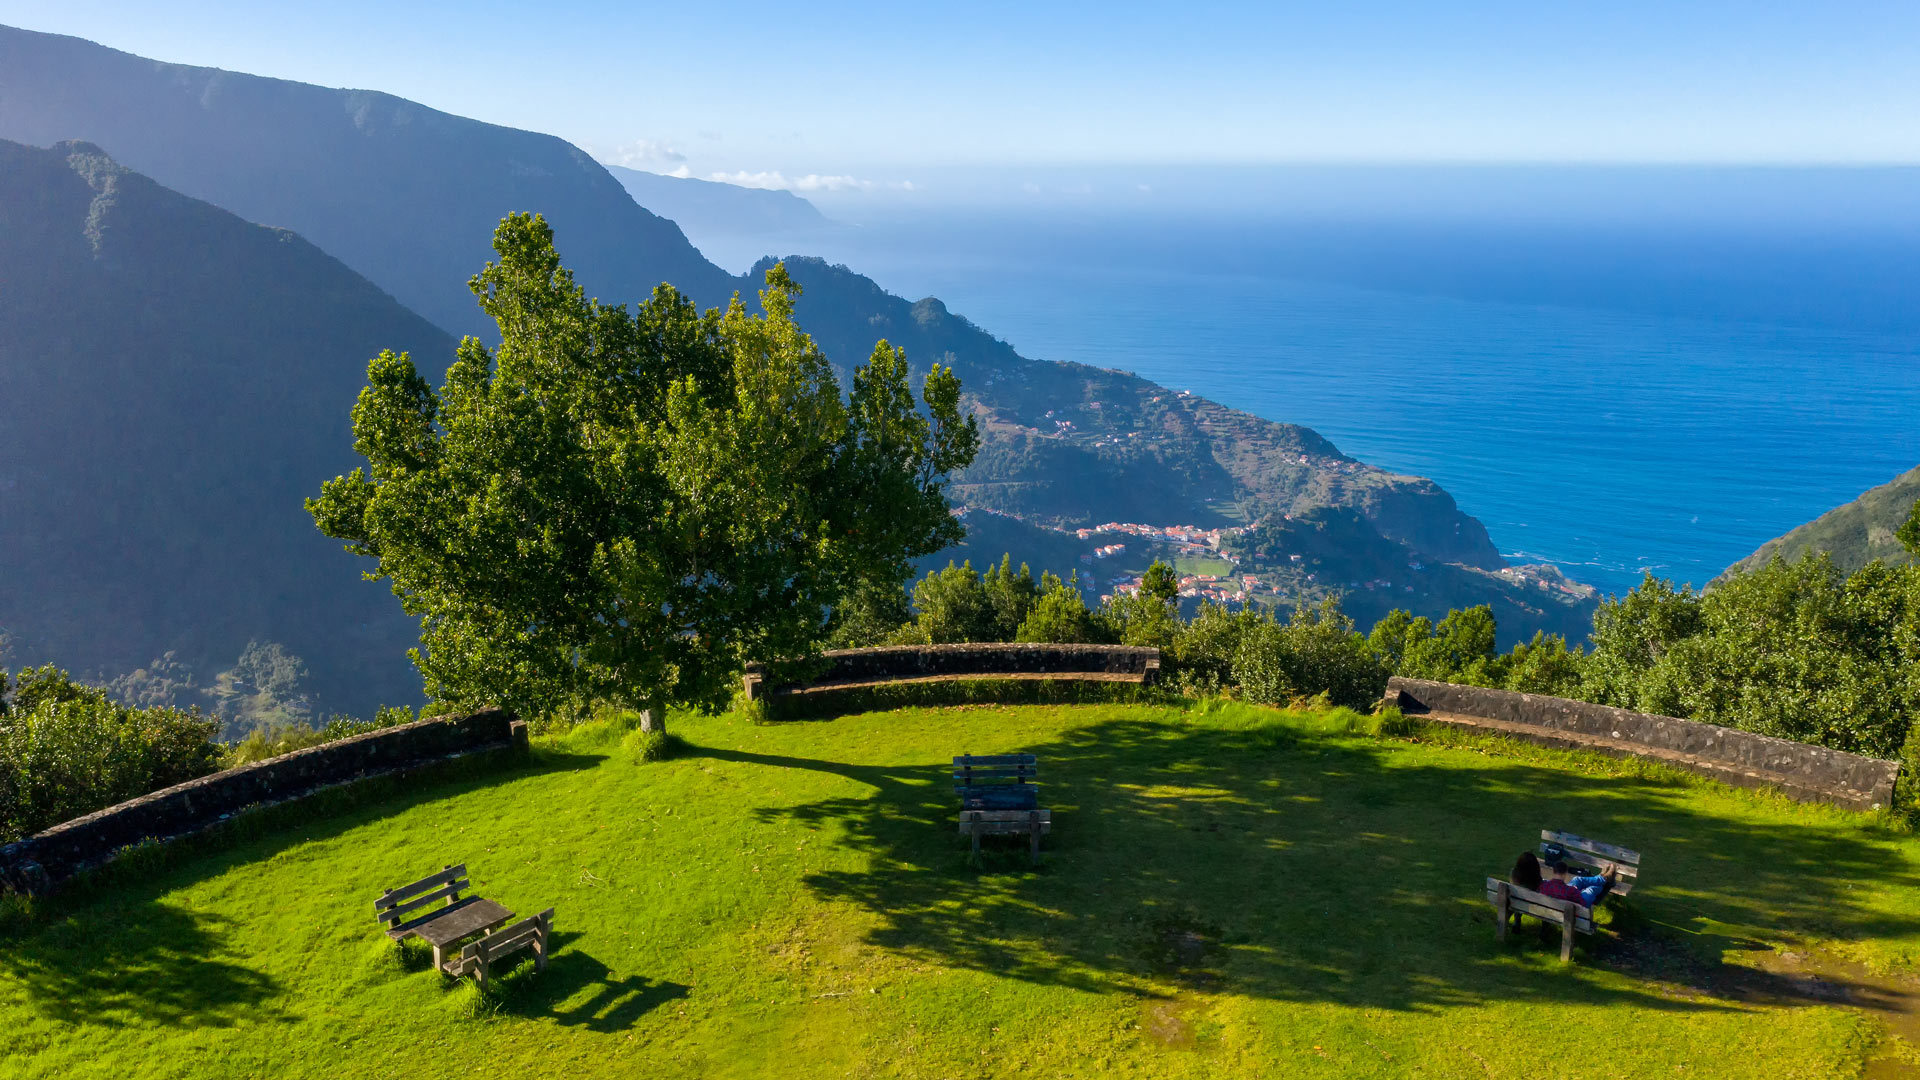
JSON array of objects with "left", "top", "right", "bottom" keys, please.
[
  {"left": 704, "top": 170, "right": 916, "bottom": 194},
  {"left": 607, "top": 139, "right": 687, "bottom": 167}
]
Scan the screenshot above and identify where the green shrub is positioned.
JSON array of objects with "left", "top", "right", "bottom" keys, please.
[
  {"left": 1014, "top": 573, "right": 1104, "bottom": 644},
  {"left": 621, "top": 727, "right": 684, "bottom": 764},
  {"left": 0, "top": 665, "right": 221, "bottom": 842},
  {"left": 1169, "top": 603, "right": 1265, "bottom": 695},
  {"left": 1373, "top": 705, "right": 1428, "bottom": 738},
  {"left": 1232, "top": 600, "right": 1387, "bottom": 710}
]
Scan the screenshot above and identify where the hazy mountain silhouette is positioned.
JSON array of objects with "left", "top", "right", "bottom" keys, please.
[
  {"left": 0, "top": 23, "right": 737, "bottom": 339},
  {"left": 0, "top": 138, "right": 447, "bottom": 713}
]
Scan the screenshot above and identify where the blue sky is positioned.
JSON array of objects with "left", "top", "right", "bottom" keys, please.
[{"left": 4, "top": 1, "right": 1919, "bottom": 195}]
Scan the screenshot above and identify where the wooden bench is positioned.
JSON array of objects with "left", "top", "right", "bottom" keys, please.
[
  {"left": 1538, "top": 830, "right": 1641, "bottom": 897},
  {"left": 1486, "top": 831, "right": 1644, "bottom": 961},
  {"left": 374, "top": 864, "right": 514, "bottom": 971},
  {"left": 1487, "top": 878, "right": 1596, "bottom": 961},
  {"left": 442, "top": 908, "right": 555, "bottom": 990},
  {"left": 955, "top": 754, "right": 1050, "bottom": 864}
]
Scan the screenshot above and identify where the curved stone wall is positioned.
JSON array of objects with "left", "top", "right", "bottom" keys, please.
[
  {"left": 1385, "top": 677, "right": 1900, "bottom": 811},
  {"left": 744, "top": 643, "right": 1161, "bottom": 698},
  {"left": 0, "top": 707, "right": 524, "bottom": 893}
]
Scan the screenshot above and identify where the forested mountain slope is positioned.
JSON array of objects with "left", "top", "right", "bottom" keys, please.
[
  {"left": 0, "top": 23, "right": 737, "bottom": 338},
  {"left": 1718, "top": 465, "right": 1920, "bottom": 582},
  {"left": 0, "top": 25, "right": 1595, "bottom": 671},
  {"left": 770, "top": 257, "right": 1501, "bottom": 565},
  {"left": 0, "top": 139, "right": 447, "bottom": 714}
]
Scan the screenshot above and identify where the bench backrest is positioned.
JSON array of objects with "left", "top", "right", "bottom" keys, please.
[
  {"left": 1539, "top": 830, "right": 1641, "bottom": 891},
  {"left": 1485, "top": 876, "right": 1595, "bottom": 934},
  {"left": 459, "top": 907, "right": 554, "bottom": 965},
  {"left": 374, "top": 864, "right": 469, "bottom": 929},
  {"left": 954, "top": 754, "right": 1039, "bottom": 809}
]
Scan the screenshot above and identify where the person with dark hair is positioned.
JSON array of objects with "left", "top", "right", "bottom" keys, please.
[{"left": 1512, "top": 850, "right": 1544, "bottom": 891}]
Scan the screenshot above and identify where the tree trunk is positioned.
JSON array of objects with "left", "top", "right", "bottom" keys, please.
[{"left": 638, "top": 694, "right": 667, "bottom": 734}]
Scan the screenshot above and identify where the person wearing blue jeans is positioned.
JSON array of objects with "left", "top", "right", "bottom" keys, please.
[{"left": 1539, "top": 857, "right": 1616, "bottom": 908}]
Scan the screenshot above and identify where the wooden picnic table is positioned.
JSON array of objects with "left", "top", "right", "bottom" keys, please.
[{"left": 410, "top": 897, "right": 514, "bottom": 969}]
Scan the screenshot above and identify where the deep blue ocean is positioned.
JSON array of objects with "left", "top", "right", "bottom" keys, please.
[{"left": 701, "top": 210, "right": 1920, "bottom": 597}]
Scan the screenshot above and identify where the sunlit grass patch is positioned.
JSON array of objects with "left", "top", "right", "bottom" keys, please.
[{"left": 0, "top": 699, "right": 1914, "bottom": 1078}]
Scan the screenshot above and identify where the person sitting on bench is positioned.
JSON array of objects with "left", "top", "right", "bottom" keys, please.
[{"left": 1513, "top": 850, "right": 1616, "bottom": 908}]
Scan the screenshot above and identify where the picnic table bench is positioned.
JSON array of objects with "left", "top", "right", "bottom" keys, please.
[
  {"left": 1486, "top": 830, "right": 1643, "bottom": 961},
  {"left": 955, "top": 753, "right": 1050, "bottom": 864},
  {"left": 375, "top": 864, "right": 556, "bottom": 983},
  {"left": 443, "top": 908, "right": 555, "bottom": 990}
]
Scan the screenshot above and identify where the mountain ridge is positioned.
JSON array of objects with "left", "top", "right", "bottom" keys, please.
[
  {"left": 0, "top": 23, "right": 737, "bottom": 338},
  {"left": 0, "top": 25, "right": 1597, "bottom": 684},
  {"left": 1718, "top": 465, "right": 1920, "bottom": 583},
  {"left": 0, "top": 137, "right": 449, "bottom": 714}
]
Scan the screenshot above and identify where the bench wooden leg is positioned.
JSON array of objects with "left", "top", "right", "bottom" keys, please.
[
  {"left": 1493, "top": 881, "right": 1510, "bottom": 941},
  {"left": 1029, "top": 811, "right": 1041, "bottom": 865},
  {"left": 1559, "top": 901, "right": 1577, "bottom": 962}
]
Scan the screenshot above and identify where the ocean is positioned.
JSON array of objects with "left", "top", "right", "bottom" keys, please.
[{"left": 695, "top": 209, "right": 1920, "bottom": 597}]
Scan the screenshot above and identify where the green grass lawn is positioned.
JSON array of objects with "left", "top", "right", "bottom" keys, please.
[
  {"left": 1169, "top": 556, "right": 1235, "bottom": 578},
  {"left": 4, "top": 700, "right": 1919, "bottom": 1079}
]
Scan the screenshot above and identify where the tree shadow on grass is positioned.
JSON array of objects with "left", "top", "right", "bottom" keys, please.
[
  {"left": 493, "top": 937, "right": 691, "bottom": 1032},
  {"left": 4, "top": 903, "right": 288, "bottom": 1028},
  {"left": 701, "top": 714, "right": 1920, "bottom": 1016},
  {"left": 0, "top": 746, "right": 602, "bottom": 1028}
]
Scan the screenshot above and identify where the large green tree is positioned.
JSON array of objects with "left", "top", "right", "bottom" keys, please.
[{"left": 309, "top": 215, "right": 977, "bottom": 729}]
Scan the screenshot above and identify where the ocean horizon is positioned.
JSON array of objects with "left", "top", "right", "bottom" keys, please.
[{"left": 696, "top": 209, "right": 1920, "bottom": 597}]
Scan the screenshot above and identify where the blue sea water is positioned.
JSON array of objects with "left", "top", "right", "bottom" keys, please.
[{"left": 700, "top": 212, "right": 1920, "bottom": 597}]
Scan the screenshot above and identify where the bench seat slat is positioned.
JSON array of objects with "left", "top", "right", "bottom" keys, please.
[
  {"left": 1541, "top": 830, "right": 1641, "bottom": 866},
  {"left": 374, "top": 864, "right": 467, "bottom": 912},
  {"left": 1486, "top": 878, "right": 1595, "bottom": 934},
  {"left": 380, "top": 879, "right": 470, "bottom": 924},
  {"left": 953, "top": 754, "right": 1038, "bottom": 767},
  {"left": 384, "top": 895, "right": 484, "bottom": 940}
]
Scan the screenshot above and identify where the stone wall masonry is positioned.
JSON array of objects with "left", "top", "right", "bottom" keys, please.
[
  {"left": 1385, "top": 677, "right": 1900, "bottom": 811},
  {"left": 0, "top": 707, "right": 525, "bottom": 893},
  {"left": 744, "top": 643, "right": 1162, "bottom": 699}
]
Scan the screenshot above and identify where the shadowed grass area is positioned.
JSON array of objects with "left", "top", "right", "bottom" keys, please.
[{"left": 1, "top": 701, "right": 1916, "bottom": 1078}]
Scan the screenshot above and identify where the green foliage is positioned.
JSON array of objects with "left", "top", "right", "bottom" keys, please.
[
  {"left": 621, "top": 727, "right": 684, "bottom": 764},
  {"left": 1166, "top": 602, "right": 1264, "bottom": 695},
  {"left": 1139, "top": 560, "right": 1179, "bottom": 604},
  {"left": 0, "top": 666, "right": 221, "bottom": 842},
  {"left": 1370, "top": 554, "right": 1920, "bottom": 775},
  {"left": 894, "top": 561, "right": 999, "bottom": 644},
  {"left": 1014, "top": 573, "right": 1104, "bottom": 644},
  {"left": 204, "top": 641, "right": 316, "bottom": 741},
  {"left": 1501, "top": 632, "right": 1588, "bottom": 697},
  {"left": 894, "top": 555, "right": 1059, "bottom": 644},
  {"left": 1099, "top": 561, "right": 1184, "bottom": 651},
  {"left": 1644, "top": 556, "right": 1920, "bottom": 758},
  {"left": 1583, "top": 575, "right": 1705, "bottom": 713},
  {"left": 825, "top": 576, "right": 913, "bottom": 649},
  {"left": 308, "top": 216, "right": 977, "bottom": 725},
  {"left": 1367, "top": 605, "right": 1500, "bottom": 684},
  {"left": 1901, "top": 497, "right": 1920, "bottom": 557},
  {"left": 221, "top": 705, "right": 416, "bottom": 767},
  {"left": 983, "top": 556, "right": 1041, "bottom": 641},
  {"left": 1232, "top": 599, "right": 1387, "bottom": 710}
]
